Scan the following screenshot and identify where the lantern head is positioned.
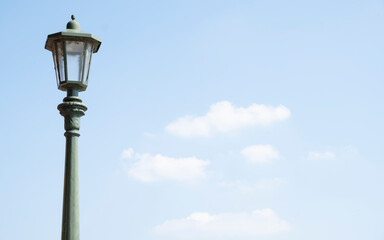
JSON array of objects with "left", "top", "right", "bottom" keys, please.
[{"left": 45, "top": 15, "right": 102, "bottom": 92}]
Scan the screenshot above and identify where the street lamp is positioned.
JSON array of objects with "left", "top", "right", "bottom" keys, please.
[{"left": 45, "top": 15, "right": 101, "bottom": 240}]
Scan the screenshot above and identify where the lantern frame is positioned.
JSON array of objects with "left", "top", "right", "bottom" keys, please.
[{"left": 45, "top": 16, "right": 102, "bottom": 91}]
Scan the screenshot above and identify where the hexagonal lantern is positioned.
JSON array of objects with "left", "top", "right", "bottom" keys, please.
[{"left": 45, "top": 15, "right": 102, "bottom": 91}]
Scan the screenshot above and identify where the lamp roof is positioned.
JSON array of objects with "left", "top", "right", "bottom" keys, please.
[{"left": 45, "top": 15, "right": 102, "bottom": 53}]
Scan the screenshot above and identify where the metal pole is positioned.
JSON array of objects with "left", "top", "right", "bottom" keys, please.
[{"left": 58, "top": 89, "right": 87, "bottom": 240}]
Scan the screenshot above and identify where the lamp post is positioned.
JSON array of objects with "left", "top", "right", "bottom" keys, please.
[{"left": 45, "top": 15, "right": 101, "bottom": 240}]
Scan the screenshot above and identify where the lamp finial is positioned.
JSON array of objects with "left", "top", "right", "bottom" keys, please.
[{"left": 66, "top": 15, "right": 80, "bottom": 30}]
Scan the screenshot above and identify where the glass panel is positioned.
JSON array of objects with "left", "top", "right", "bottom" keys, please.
[
  {"left": 52, "top": 44, "right": 60, "bottom": 86},
  {"left": 56, "top": 41, "right": 66, "bottom": 84},
  {"left": 65, "top": 40, "right": 85, "bottom": 82},
  {"left": 82, "top": 42, "right": 93, "bottom": 84}
]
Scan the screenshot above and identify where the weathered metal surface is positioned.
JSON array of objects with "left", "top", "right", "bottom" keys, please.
[{"left": 45, "top": 15, "right": 101, "bottom": 54}]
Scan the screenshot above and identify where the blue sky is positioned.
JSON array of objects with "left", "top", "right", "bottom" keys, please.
[{"left": 1, "top": 0, "right": 384, "bottom": 239}]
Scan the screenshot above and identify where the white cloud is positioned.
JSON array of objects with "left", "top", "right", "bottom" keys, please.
[
  {"left": 166, "top": 101, "right": 290, "bottom": 138},
  {"left": 241, "top": 144, "right": 280, "bottom": 164},
  {"left": 152, "top": 209, "right": 290, "bottom": 239},
  {"left": 220, "top": 178, "right": 285, "bottom": 193},
  {"left": 121, "top": 148, "right": 134, "bottom": 159},
  {"left": 121, "top": 148, "right": 209, "bottom": 182},
  {"left": 307, "top": 151, "right": 336, "bottom": 161}
]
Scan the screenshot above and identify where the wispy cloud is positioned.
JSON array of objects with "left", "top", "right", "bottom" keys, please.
[
  {"left": 121, "top": 148, "right": 209, "bottom": 182},
  {"left": 307, "top": 151, "right": 336, "bottom": 161},
  {"left": 166, "top": 101, "right": 290, "bottom": 138},
  {"left": 220, "top": 178, "right": 285, "bottom": 193},
  {"left": 152, "top": 209, "right": 290, "bottom": 239},
  {"left": 241, "top": 144, "right": 280, "bottom": 164}
]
